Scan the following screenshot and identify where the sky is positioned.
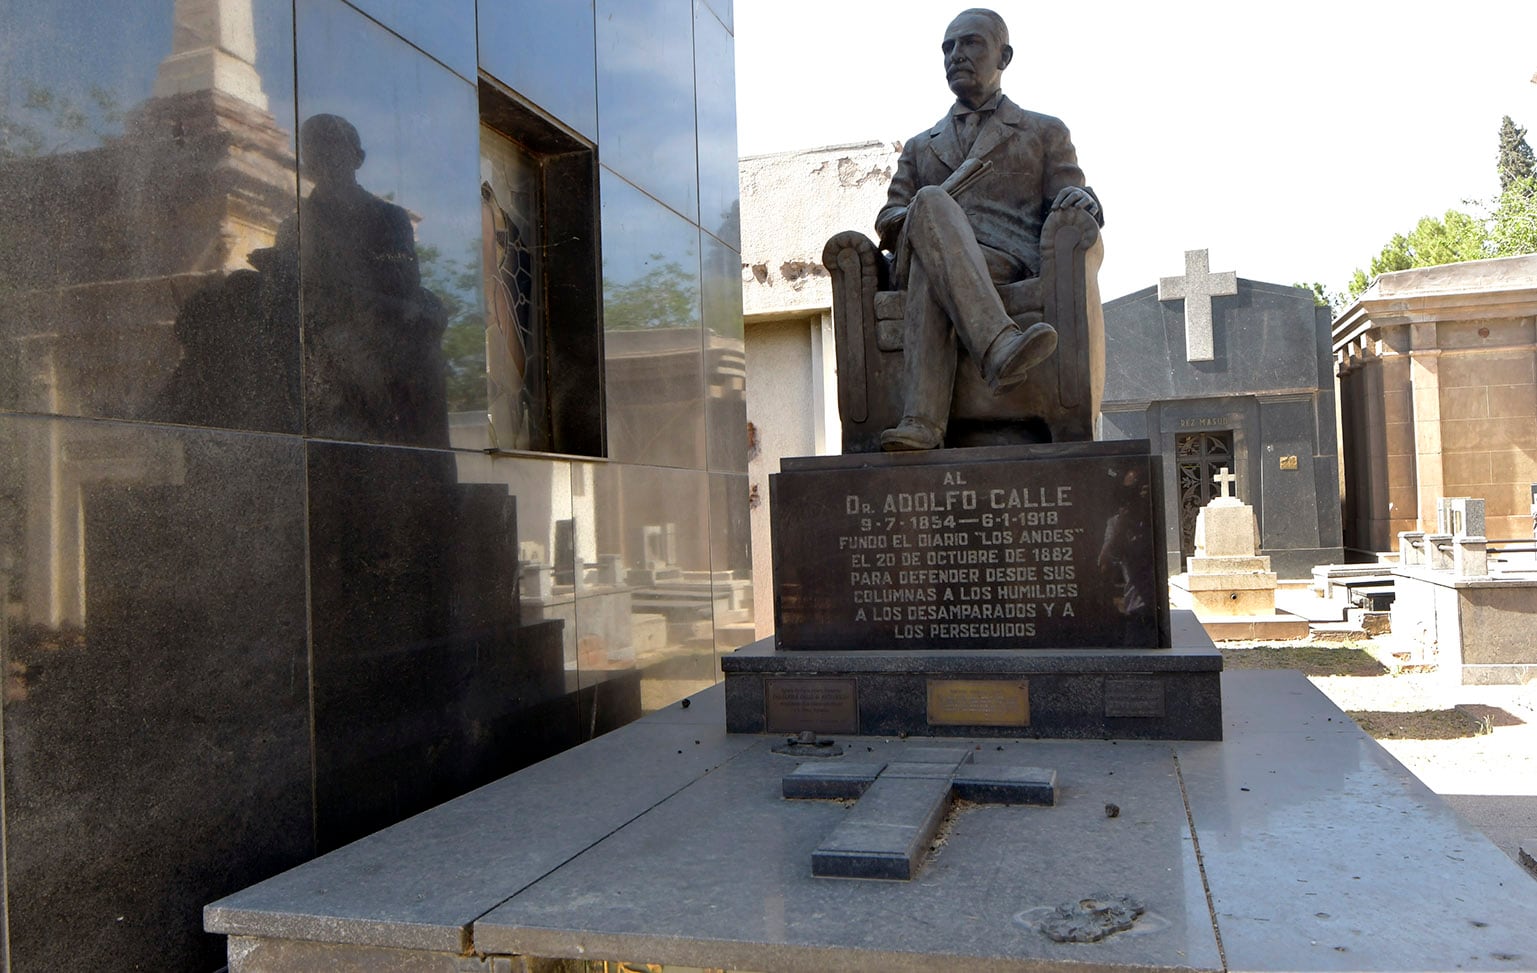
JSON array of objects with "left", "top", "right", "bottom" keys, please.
[{"left": 734, "top": 0, "right": 1537, "bottom": 302}]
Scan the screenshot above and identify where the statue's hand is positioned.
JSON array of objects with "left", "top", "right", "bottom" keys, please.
[{"left": 1050, "top": 186, "right": 1100, "bottom": 219}]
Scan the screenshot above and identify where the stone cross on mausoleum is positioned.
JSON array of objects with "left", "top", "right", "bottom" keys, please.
[
  {"left": 783, "top": 746, "right": 1056, "bottom": 880},
  {"left": 1213, "top": 466, "right": 1237, "bottom": 499},
  {"left": 1158, "top": 249, "right": 1237, "bottom": 363}
]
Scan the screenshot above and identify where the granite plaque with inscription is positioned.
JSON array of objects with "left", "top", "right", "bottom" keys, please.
[
  {"left": 764, "top": 678, "right": 859, "bottom": 734},
  {"left": 771, "top": 442, "right": 1167, "bottom": 651}
]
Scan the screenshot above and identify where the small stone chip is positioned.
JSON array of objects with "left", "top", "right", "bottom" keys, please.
[{"left": 1104, "top": 803, "right": 1120, "bottom": 818}]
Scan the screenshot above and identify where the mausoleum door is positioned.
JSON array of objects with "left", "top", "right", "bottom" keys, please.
[{"left": 1176, "top": 431, "right": 1235, "bottom": 560}]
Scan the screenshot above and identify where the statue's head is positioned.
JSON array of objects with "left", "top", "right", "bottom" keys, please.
[
  {"left": 299, "top": 114, "right": 365, "bottom": 187},
  {"left": 943, "top": 8, "right": 1012, "bottom": 106}
]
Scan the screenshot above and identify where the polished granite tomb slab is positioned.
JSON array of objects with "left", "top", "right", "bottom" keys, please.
[{"left": 207, "top": 670, "right": 1537, "bottom": 972}]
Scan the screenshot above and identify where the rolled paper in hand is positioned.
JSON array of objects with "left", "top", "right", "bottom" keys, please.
[{"left": 940, "top": 158, "right": 993, "bottom": 197}]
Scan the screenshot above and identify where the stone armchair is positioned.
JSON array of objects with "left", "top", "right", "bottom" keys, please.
[{"left": 822, "top": 205, "right": 1105, "bottom": 452}]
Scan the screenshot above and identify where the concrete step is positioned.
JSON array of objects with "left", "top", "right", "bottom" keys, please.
[{"left": 1197, "top": 612, "right": 1311, "bottom": 642}]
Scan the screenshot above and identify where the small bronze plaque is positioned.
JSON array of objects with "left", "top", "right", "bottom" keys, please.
[
  {"left": 926, "top": 680, "right": 1030, "bottom": 727},
  {"left": 765, "top": 678, "right": 859, "bottom": 734},
  {"left": 1279, "top": 455, "right": 1299, "bottom": 471},
  {"left": 1104, "top": 678, "right": 1165, "bottom": 718}
]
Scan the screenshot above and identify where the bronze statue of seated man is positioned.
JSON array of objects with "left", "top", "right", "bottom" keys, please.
[{"left": 873, "top": 7, "right": 1103, "bottom": 450}]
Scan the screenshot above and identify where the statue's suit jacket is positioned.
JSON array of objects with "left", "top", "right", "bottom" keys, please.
[{"left": 876, "top": 95, "right": 1100, "bottom": 283}]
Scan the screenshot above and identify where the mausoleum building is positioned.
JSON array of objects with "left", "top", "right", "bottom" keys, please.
[
  {"left": 0, "top": 0, "right": 747, "bottom": 967},
  {"left": 1100, "top": 255, "right": 1344, "bottom": 578},
  {"left": 1333, "top": 255, "right": 1537, "bottom": 555}
]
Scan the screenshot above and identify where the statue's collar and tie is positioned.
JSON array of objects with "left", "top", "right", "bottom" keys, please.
[{"left": 951, "top": 89, "right": 1004, "bottom": 155}]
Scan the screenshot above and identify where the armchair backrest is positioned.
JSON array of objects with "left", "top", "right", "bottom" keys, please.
[{"left": 822, "top": 206, "right": 1104, "bottom": 452}]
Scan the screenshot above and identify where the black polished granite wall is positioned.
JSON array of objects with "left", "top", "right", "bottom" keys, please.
[{"left": 0, "top": 0, "right": 745, "bottom": 968}]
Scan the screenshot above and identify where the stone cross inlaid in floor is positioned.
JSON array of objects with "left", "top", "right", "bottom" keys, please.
[
  {"left": 1158, "top": 249, "right": 1236, "bottom": 363},
  {"left": 782, "top": 747, "right": 1056, "bottom": 880}
]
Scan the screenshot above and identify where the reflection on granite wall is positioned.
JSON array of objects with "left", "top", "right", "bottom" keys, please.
[
  {"left": 0, "top": 0, "right": 746, "bottom": 968},
  {"left": 0, "top": 417, "right": 313, "bottom": 972}
]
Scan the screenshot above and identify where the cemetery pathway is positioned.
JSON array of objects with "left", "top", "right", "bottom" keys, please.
[{"left": 1309, "top": 666, "right": 1537, "bottom": 875}]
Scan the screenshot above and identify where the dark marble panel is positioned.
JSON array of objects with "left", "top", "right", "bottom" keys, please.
[
  {"left": 582, "top": 462, "right": 717, "bottom": 714},
  {"left": 343, "top": 0, "right": 477, "bottom": 80},
  {"left": 0, "top": 415, "right": 311, "bottom": 971},
  {"left": 595, "top": 0, "right": 699, "bottom": 221},
  {"left": 702, "top": 229, "right": 747, "bottom": 475},
  {"left": 693, "top": 2, "right": 740, "bottom": 248},
  {"left": 307, "top": 440, "right": 576, "bottom": 850},
  {"left": 478, "top": 0, "right": 599, "bottom": 140},
  {"left": 600, "top": 171, "right": 706, "bottom": 469},
  {"left": 567, "top": 462, "right": 641, "bottom": 729},
  {"left": 295, "top": 0, "right": 484, "bottom": 449},
  {"left": 1255, "top": 396, "right": 1322, "bottom": 552},
  {"left": 0, "top": 0, "right": 300, "bottom": 433},
  {"left": 709, "top": 472, "right": 754, "bottom": 653},
  {"left": 574, "top": 668, "right": 647, "bottom": 742},
  {"left": 453, "top": 451, "right": 577, "bottom": 666}
]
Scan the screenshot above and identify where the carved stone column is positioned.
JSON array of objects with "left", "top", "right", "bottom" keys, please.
[{"left": 153, "top": 0, "right": 269, "bottom": 110}]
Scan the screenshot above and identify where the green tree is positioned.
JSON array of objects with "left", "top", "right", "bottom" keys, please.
[
  {"left": 1497, "top": 115, "right": 1536, "bottom": 192},
  {"left": 1292, "top": 281, "right": 1336, "bottom": 309},
  {"left": 602, "top": 256, "right": 699, "bottom": 330},
  {"left": 1488, "top": 175, "right": 1537, "bottom": 257},
  {"left": 1345, "top": 209, "right": 1490, "bottom": 300},
  {"left": 1343, "top": 118, "right": 1537, "bottom": 304},
  {"left": 0, "top": 84, "right": 122, "bottom": 159},
  {"left": 417, "top": 239, "right": 489, "bottom": 414}
]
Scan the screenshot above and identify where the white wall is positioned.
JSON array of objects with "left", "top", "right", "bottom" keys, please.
[{"left": 739, "top": 140, "right": 903, "bottom": 636}]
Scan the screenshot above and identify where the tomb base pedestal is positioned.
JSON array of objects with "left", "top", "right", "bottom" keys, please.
[
  {"left": 722, "top": 618, "right": 1223, "bottom": 741},
  {"left": 1188, "top": 586, "right": 1277, "bottom": 616}
]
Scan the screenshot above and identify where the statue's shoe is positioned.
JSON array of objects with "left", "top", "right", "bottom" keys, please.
[
  {"left": 981, "top": 321, "right": 1058, "bottom": 395},
  {"left": 879, "top": 416, "right": 945, "bottom": 451}
]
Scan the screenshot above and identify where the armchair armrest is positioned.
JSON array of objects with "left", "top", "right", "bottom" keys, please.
[
  {"left": 1038, "top": 205, "right": 1104, "bottom": 415},
  {"left": 821, "top": 231, "right": 890, "bottom": 425}
]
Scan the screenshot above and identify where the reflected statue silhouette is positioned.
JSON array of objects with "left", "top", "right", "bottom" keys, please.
[
  {"left": 153, "top": 113, "right": 451, "bottom": 446},
  {"left": 278, "top": 113, "right": 450, "bottom": 446},
  {"left": 150, "top": 260, "right": 299, "bottom": 431}
]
